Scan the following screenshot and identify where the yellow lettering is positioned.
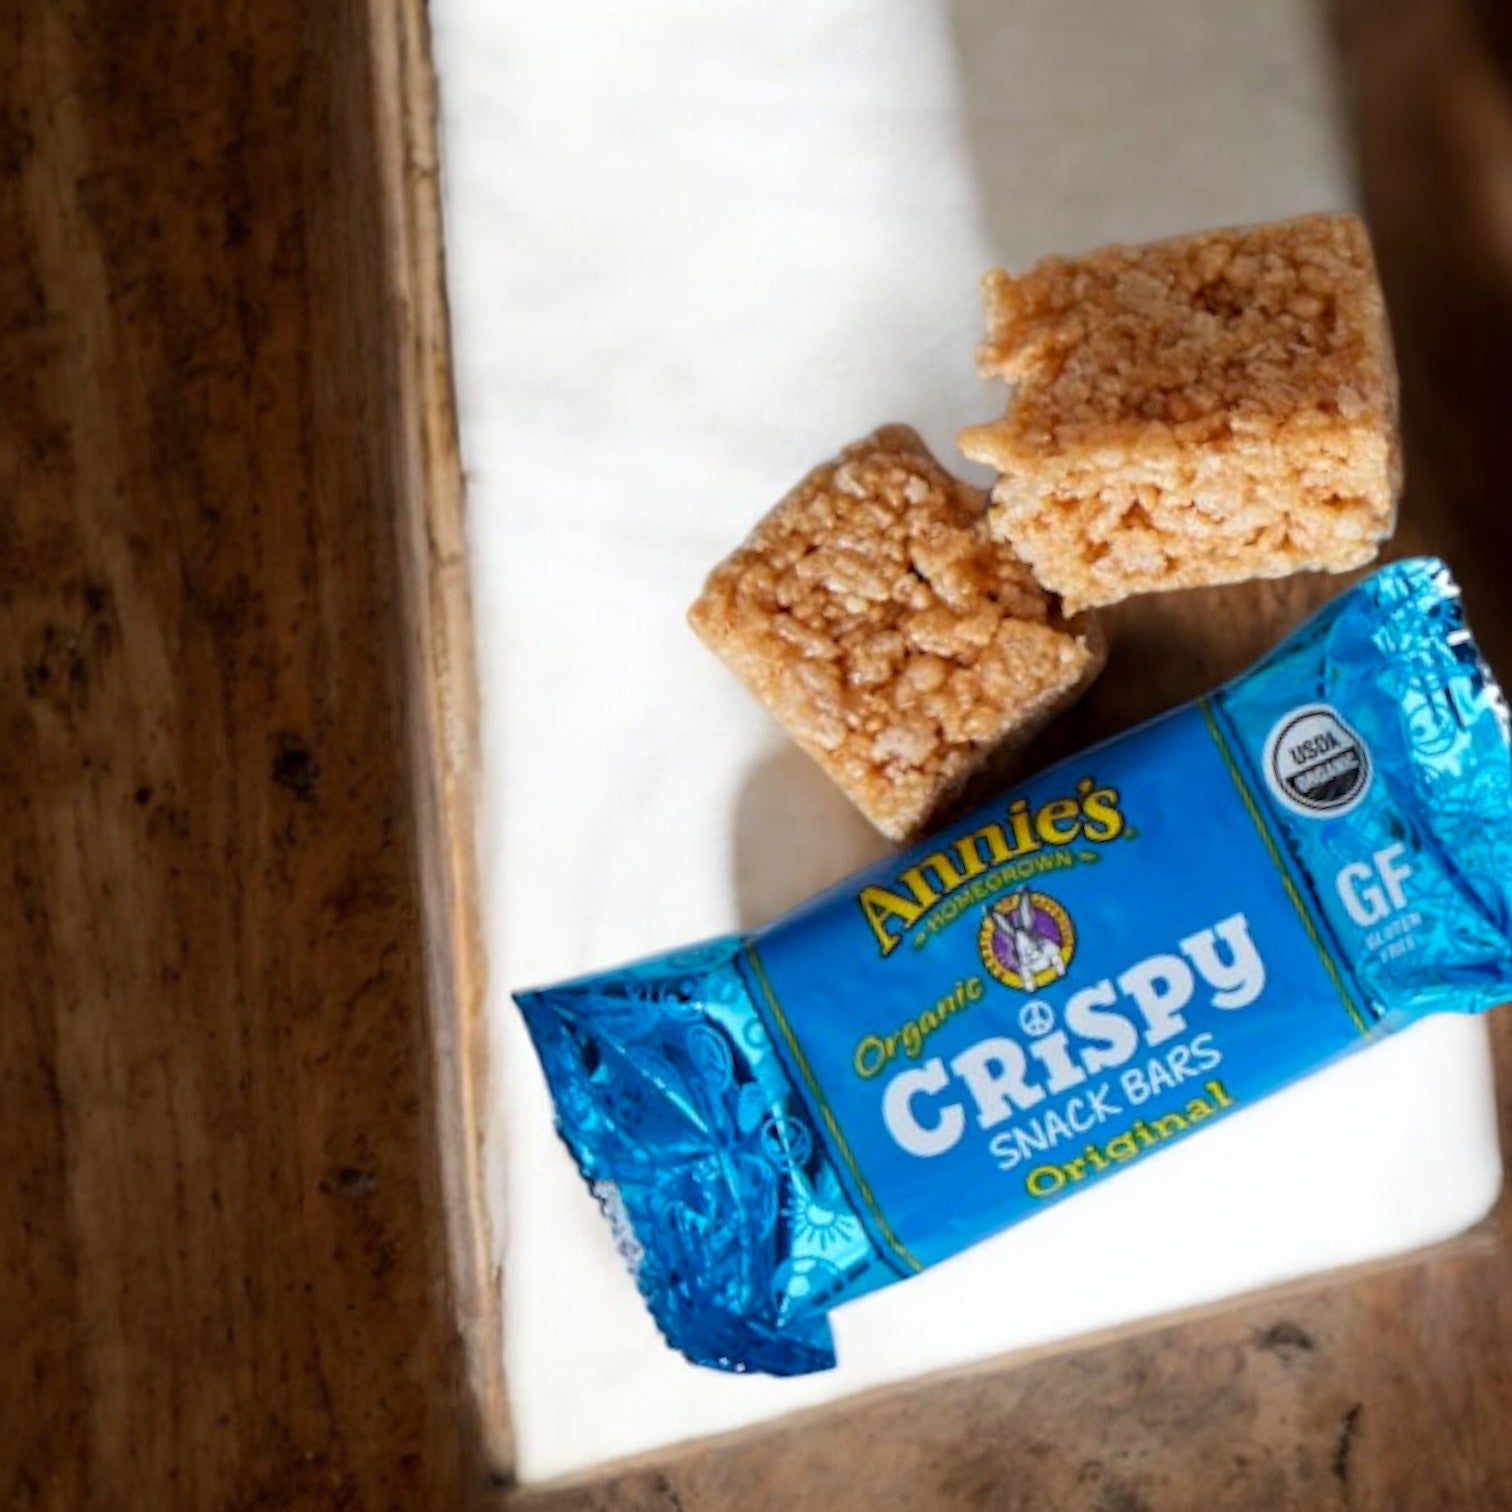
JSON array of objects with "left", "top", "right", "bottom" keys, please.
[
  {"left": 1080, "top": 784, "right": 1126, "bottom": 842},
  {"left": 859, "top": 884, "right": 922, "bottom": 956},
  {"left": 897, "top": 853, "right": 967, "bottom": 906},
  {"left": 853, "top": 1035, "right": 889, "bottom": 1079},
  {"left": 1006, "top": 798, "right": 1041, "bottom": 858},
  {"left": 1035, "top": 797, "right": 1082, "bottom": 846},
  {"left": 862, "top": 783, "right": 1127, "bottom": 954},
  {"left": 952, "top": 823, "right": 1010, "bottom": 879},
  {"left": 1027, "top": 1165, "right": 1065, "bottom": 1198}
]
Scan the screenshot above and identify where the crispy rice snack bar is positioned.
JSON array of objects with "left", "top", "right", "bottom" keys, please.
[
  {"left": 689, "top": 426, "right": 1104, "bottom": 840},
  {"left": 958, "top": 213, "right": 1401, "bottom": 613}
]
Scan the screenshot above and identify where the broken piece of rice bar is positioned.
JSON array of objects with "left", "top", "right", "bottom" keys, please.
[
  {"left": 689, "top": 426, "right": 1104, "bottom": 841},
  {"left": 958, "top": 212, "right": 1401, "bottom": 613}
]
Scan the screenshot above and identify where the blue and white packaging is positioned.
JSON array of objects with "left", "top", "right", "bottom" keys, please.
[{"left": 516, "top": 559, "right": 1512, "bottom": 1377}]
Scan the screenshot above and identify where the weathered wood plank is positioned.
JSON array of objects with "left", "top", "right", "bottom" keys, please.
[{"left": 0, "top": 4, "right": 485, "bottom": 1507}]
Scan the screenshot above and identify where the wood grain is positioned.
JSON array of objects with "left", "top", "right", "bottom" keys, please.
[
  {"left": 0, "top": 3, "right": 488, "bottom": 1507},
  {"left": 368, "top": 0, "right": 506, "bottom": 1475}
]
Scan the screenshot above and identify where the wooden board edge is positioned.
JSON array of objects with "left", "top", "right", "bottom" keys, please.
[
  {"left": 513, "top": 1216, "right": 1501, "bottom": 1500},
  {"left": 368, "top": 0, "right": 512, "bottom": 1481}
]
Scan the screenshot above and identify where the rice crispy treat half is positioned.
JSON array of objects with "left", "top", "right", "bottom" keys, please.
[
  {"left": 689, "top": 425, "right": 1105, "bottom": 842},
  {"left": 958, "top": 212, "right": 1402, "bottom": 614}
]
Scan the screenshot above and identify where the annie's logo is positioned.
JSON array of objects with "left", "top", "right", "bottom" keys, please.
[
  {"left": 856, "top": 778, "right": 1126, "bottom": 957},
  {"left": 979, "top": 891, "right": 1076, "bottom": 992}
]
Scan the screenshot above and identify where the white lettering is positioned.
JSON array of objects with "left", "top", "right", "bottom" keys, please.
[
  {"left": 1377, "top": 844, "right": 1413, "bottom": 908},
  {"left": 1117, "top": 954, "right": 1194, "bottom": 1046},
  {"left": 1024, "top": 1029, "right": 1088, "bottom": 1093},
  {"left": 879, "top": 913, "right": 1268, "bottom": 1157},
  {"left": 1063, "top": 982, "right": 1139, "bottom": 1073},
  {"left": 1337, "top": 845, "right": 1415, "bottom": 927},
  {"left": 1337, "top": 861, "right": 1385, "bottom": 925},
  {"left": 882, "top": 1059, "right": 964, "bottom": 1157},
  {"left": 1180, "top": 913, "right": 1265, "bottom": 1009},
  {"left": 950, "top": 1037, "right": 1045, "bottom": 1128}
]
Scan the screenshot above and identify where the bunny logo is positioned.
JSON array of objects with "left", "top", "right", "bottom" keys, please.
[{"left": 979, "top": 891, "right": 1076, "bottom": 992}]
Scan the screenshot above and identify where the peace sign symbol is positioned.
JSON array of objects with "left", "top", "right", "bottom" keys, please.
[{"left": 1019, "top": 1000, "right": 1056, "bottom": 1037}]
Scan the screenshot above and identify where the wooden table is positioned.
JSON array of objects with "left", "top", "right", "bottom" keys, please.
[{"left": 6, "top": 1, "right": 1512, "bottom": 1507}]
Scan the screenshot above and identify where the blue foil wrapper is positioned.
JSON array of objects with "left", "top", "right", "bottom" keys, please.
[{"left": 515, "top": 558, "right": 1512, "bottom": 1376}]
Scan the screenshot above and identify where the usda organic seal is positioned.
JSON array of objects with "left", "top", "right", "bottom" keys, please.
[{"left": 1263, "top": 703, "right": 1373, "bottom": 817}]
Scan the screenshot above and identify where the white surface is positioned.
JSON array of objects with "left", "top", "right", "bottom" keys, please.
[{"left": 431, "top": 0, "right": 1504, "bottom": 1486}]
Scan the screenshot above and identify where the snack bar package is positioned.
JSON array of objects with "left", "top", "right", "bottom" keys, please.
[{"left": 515, "top": 558, "right": 1512, "bottom": 1377}]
